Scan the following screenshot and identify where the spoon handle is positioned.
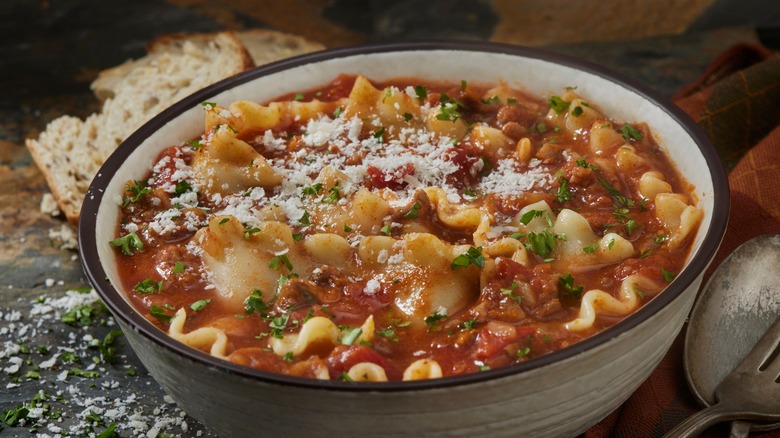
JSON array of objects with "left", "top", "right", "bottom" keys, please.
[
  {"left": 663, "top": 403, "right": 746, "bottom": 438},
  {"left": 729, "top": 420, "right": 751, "bottom": 438}
]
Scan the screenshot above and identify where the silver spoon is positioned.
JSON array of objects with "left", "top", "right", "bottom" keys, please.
[{"left": 667, "top": 235, "right": 780, "bottom": 437}]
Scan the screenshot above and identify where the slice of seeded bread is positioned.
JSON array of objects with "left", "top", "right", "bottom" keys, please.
[{"left": 27, "top": 30, "right": 323, "bottom": 225}]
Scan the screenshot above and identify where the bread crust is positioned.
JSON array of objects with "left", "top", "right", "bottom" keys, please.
[{"left": 27, "top": 29, "right": 323, "bottom": 226}]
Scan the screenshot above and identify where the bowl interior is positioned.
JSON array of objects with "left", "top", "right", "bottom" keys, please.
[{"left": 81, "top": 41, "right": 727, "bottom": 388}]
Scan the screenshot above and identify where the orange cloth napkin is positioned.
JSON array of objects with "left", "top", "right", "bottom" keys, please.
[{"left": 586, "top": 44, "right": 780, "bottom": 438}]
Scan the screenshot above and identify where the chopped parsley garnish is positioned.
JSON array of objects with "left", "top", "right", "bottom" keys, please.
[
  {"left": 269, "top": 312, "right": 291, "bottom": 339},
  {"left": 149, "top": 305, "right": 172, "bottom": 323},
  {"left": 122, "top": 180, "right": 152, "bottom": 207},
  {"left": 634, "top": 288, "right": 645, "bottom": 299},
  {"left": 269, "top": 254, "right": 293, "bottom": 272},
  {"left": 343, "top": 224, "right": 352, "bottom": 232},
  {"left": 519, "top": 210, "right": 545, "bottom": 226},
  {"left": 654, "top": 234, "right": 668, "bottom": 245},
  {"left": 436, "top": 93, "right": 465, "bottom": 122},
  {"left": 599, "top": 178, "right": 634, "bottom": 207},
  {"left": 373, "top": 127, "right": 385, "bottom": 142},
  {"left": 243, "top": 227, "right": 261, "bottom": 239},
  {"left": 548, "top": 95, "right": 571, "bottom": 114},
  {"left": 172, "top": 261, "right": 186, "bottom": 274},
  {"left": 301, "top": 183, "right": 324, "bottom": 197},
  {"left": 576, "top": 158, "right": 601, "bottom": 172},
  {"left": 219, "top": 217, "right": 230, "bottom": 225},
  {"left": 174, "top": 180, "right": 192, "bottom": 195},
  {"left": 507, "top": 97, "right": 518, "bottom": 106},
  {"left": 190, "top": 299, "right": 211, "bottom": 312},
  {"left": 333, "top": 107, "right": 344, "bottom": 118},
  {"left": 292, "top": 233, "right": 304, "bottom": 241},
  {"left": 516, "top": 347, "right": 531, "bottom": 358},
  {"left": 321, "top": 184, "right": 343, "bottom": 204},
  {"left": 109, "top": 232, "right": 143, "bottom": 256},
  {"left": 414, "top": 85, "right": 428, "bottom": 100},
  {"left": 89, "top": 330, "right": 123, "bottom": 364},
  {"left": 571, "top": 105, "right": 584, "bottom": 117},
  {"left": 662, "top": 267, "right": 677, "bottom": 283},
  {"left": 559, "top": 273, "right": 584, "bottom": 299},
  {"left": 282, "top": 352, "right": 294, "bottom": 362},
  {"left": 621, "top": 124, "right": 644, "bottom": 141},
  {"left": 582, "top": 243, "right": 599, "bottom": 254},
  {"left": 380, "top": 224, "right": 392, "bottom": 236},
  {"left": 61, "top": 302, "right": 106, "bottom": 327},
  {"left": 501, "top": 281, "right": 523, "bottom": 304},
  {"left": 244, "top": 289, "right": 268, "bottom": 315},
  {"left": 424, "top": 311, "right": 447, "bottom": 330},
  {"left": 403, "top": 112, "right": 413, "bottom": 122},
  {"left": 340, "top": 372, "right": 354, "bottom": 382},
  {"left": 299, "top": 211, "right": 311, "bottom": 227},
  {"left": 200, "top": 101, "right": 216, "bottom": 108},
  {"left": 133, "top": 279, "right": 163, "bottom": 294},
  {"left": 403, "top": 202, "right": 421, "bottom": 219},
  {"left": 69, "top": 368, "right": 101, "bottom": 378},
  {"left": 459, "top": 319, "right": 477, "bottom": 330},
  {"left": 481, "top": 95, "right": 501, "bottom": 105},
  {"left": 554, "top": 174, "right": 573, "bottom": 203},
  {"left": 461, "top": 79, "right": 468, "bottom": 90},
  {"left": 377, "top": 328, "right": 399, "bottom": 342},
  {"left": 340, "top": 327, "right": 363, "bottom": 346},
  {"left": 525, "top": 231, "right": 557, "bottom": 259},
  {"left": 293, "top": 93, "right": 305, "bottom": 101},
  {"left": 451, "top": 246, "right": 485, "bottom": 270}
]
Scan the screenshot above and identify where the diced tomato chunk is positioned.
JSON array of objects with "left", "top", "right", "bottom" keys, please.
[
  {"left": 366, "top": 163, "right": 415, "bottom": 190},
  {"left": 475, "top": 323, "right": 536, "bottom": 361}
]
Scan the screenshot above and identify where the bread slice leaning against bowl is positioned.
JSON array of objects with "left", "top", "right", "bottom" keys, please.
[{"left": 26, "top": 29, "right": 324, "bottom": 225}]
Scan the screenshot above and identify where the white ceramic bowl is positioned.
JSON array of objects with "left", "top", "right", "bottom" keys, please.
[{"left": 79, "top": 41, "right": 729, "bottom": 437}]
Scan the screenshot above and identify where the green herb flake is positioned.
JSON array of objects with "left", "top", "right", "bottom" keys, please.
[
  {"left": 380, "top": 224, "right": 392, "bottom": 236},
  {"left": 121, "top": 180, "right": 151, "bottom": 208},
  {"left": 244, "top": 289, "right": 268, "bottom": 315},
  {"left": 582, "top": 243, "right": 599, "bottom": 254},
  {"left": 424, "top": 311, "right": 447, "bottom": 330},
  {"left": 621, "top": 124, "right": 644, "bottom": 141},
  {"left": 662, "top": 267, "right": 676, "bottom": 283},
  {"left": 299, "top": 211, "right": 311, "bottom": 227},
  {"left": 555, "top": 174, "right": 573, "bottom": 203},
  {"left": 451, "top": 246, "right": 485, "bottom": 270},
  {"left": 321, "top": 184, "right": 343, "bottom": 204},
  {"left": 516, "top": 347, "right": 531, "bottom": 358},
  {"left": 525, "top": 231, "right": 557, "bottom": 259},
  {"left": 519, "top": 209, "right": 545, "bottom": 226},
  {"left": 172, "top": 261, "right": 186, "bottom": 274},
  {"left": 414, "top": 85, "right": 428, "bottom": 100},
  {"left": 343, "top": 224, "right": 353, "bottom": 232},
  {"left": 269, "top": 254, "right": 293, "bottom": 272},
  {"left": 654, "top": 235, "right": 668, "bottom": 245},
  {"left": 109, "top": 232, "right": 144, "bottom": 256},
  {"left": 190, "top": 299, "right": 211, "bottom": 312},
  {"left": 200, "top": 101, "right": 217, "bottom": 108},
  {"left": 403, "top": 112, "right": 413, "bottom": 122},
  {"left": 174, "top": 180, "right": 192, "bottom": 195},
  {"left": 548, "top": 95, "right": 571, "bottom": 114},
  {"left": 377, "top": 328, "right": 399, "bottom": 342},
  {"left": 341, "top": 327, "right": 363, "bottom": 346},
  {"left": 294, "top": 93, "right": 305, "bottom": 101},
  {"left": 133, "top": 279, "right": 163, "bottom": 294},
  {"left": 571, "top": 106, "right": 584, "bottom": 117},
  {"left": 301, "top": 183, "right": 324, "bottom": 197},
  {"left": 559, "top": 273, "right": 584, "bottom": 299},
  {"left": 333, "top": 107, "right": 344, "bottom": 118},
  {"left": 481, "top": 95, "right": 501, "bottom": 105},
  {"left": 243, "top": 227, "right": 261, "bottom": 239},
  {"left": 403, "top": 202, "right": 421, "bottom": 220},
  {"left": 501, "top": 281, "right": 523, "bottom": 304},
  {"left": 69, "top": 368, "right": 101, "bottom": 378},
  {"left": 219, "top": 217, "right": 230, "bottom": 225},
  {"left": 149, "top": 305, "right": 172, "bottom": 323},
  {"left": 459, "top": 319, "right": 477, "bottom": 330}
]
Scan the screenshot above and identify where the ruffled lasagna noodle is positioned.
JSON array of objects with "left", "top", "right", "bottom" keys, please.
[{"left": 111, "top": 75, "right": 702, "bottom": 381}]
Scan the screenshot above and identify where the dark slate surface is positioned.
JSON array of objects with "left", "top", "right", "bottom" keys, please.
[{"left": 0, "top": 1, "right": 763, "bottom": 436}]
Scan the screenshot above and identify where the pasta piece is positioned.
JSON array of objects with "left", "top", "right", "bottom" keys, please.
[
  {"left": 565, "top": 275, "right": 658, "bottom": 331},
  {"left": 470, "top": 124, "right": 513, "bottom": 157},
  {"left": 564, "top": 98, "right": 600, "bottom": 132},
  {"left": 270, "top": 316, "right": 375, "bottom": 358},
  {"left": 552, "top": 209, "right": 635, "bottom": 267},
  {"left": 424, "top": 187, "right": 492, "bottom": 245},
  {"left": 303, "top": 233, "right": 352, "bottom": 268},
  {"left": 424, "top": 105, "right": 469, "bottom": 140},
  {"left": 615, "top": 145, "right": 646, "bottom": 173},
  {"left": 589, "top": 121, "right": 624, "bottom": 155},
  {"left": 655, "top": 193, "right": 703, "bottom": 249},
  {"left": 198, "top": 216, "right": 308, "bottom": 311},
  {"left": 346, "top": 188, "right": 392, "bottom": 234},
  {"left": 344, "top": 75, "right": 383, "bottom": 119},
  {"left": 517, "top": 200, "right": 555, "bottom": 233},
  {"left": 552, "top": 209, "right": 598, "bottom": 257},
  {"left": 270, "top": 316, "right": 340, "bottom": 357},
  {"left": 169, "top": 308, "right": 229, "bottom": 359},
  {"left": 228, "top": 100, "right": 283, "bottom": 132},
  {"left": 638, "top": 171, "right": 672, "bottom": 200},
  {"left": 357, "top": 236, "right": 397, "bottom": 266},
  {"left": 192, "top": 125, "right": 282, "bottom": 196},
  {"left": 402, "top": 359, "right": 443, "bottom": 380},
  {"left": 347, "top": 362, "right": 389, "bottom": 382},
  {"left": 376, "top": 86, "right": 422, "bottom": 128}
]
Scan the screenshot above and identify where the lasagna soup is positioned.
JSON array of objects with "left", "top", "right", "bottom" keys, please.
[{"left": 111, "top": 75, "right": 702, "bottom": 381}]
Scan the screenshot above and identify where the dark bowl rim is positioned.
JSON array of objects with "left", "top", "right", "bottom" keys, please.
[{"left": 79, "top": 39, "right": 730, "bottom": 392}]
